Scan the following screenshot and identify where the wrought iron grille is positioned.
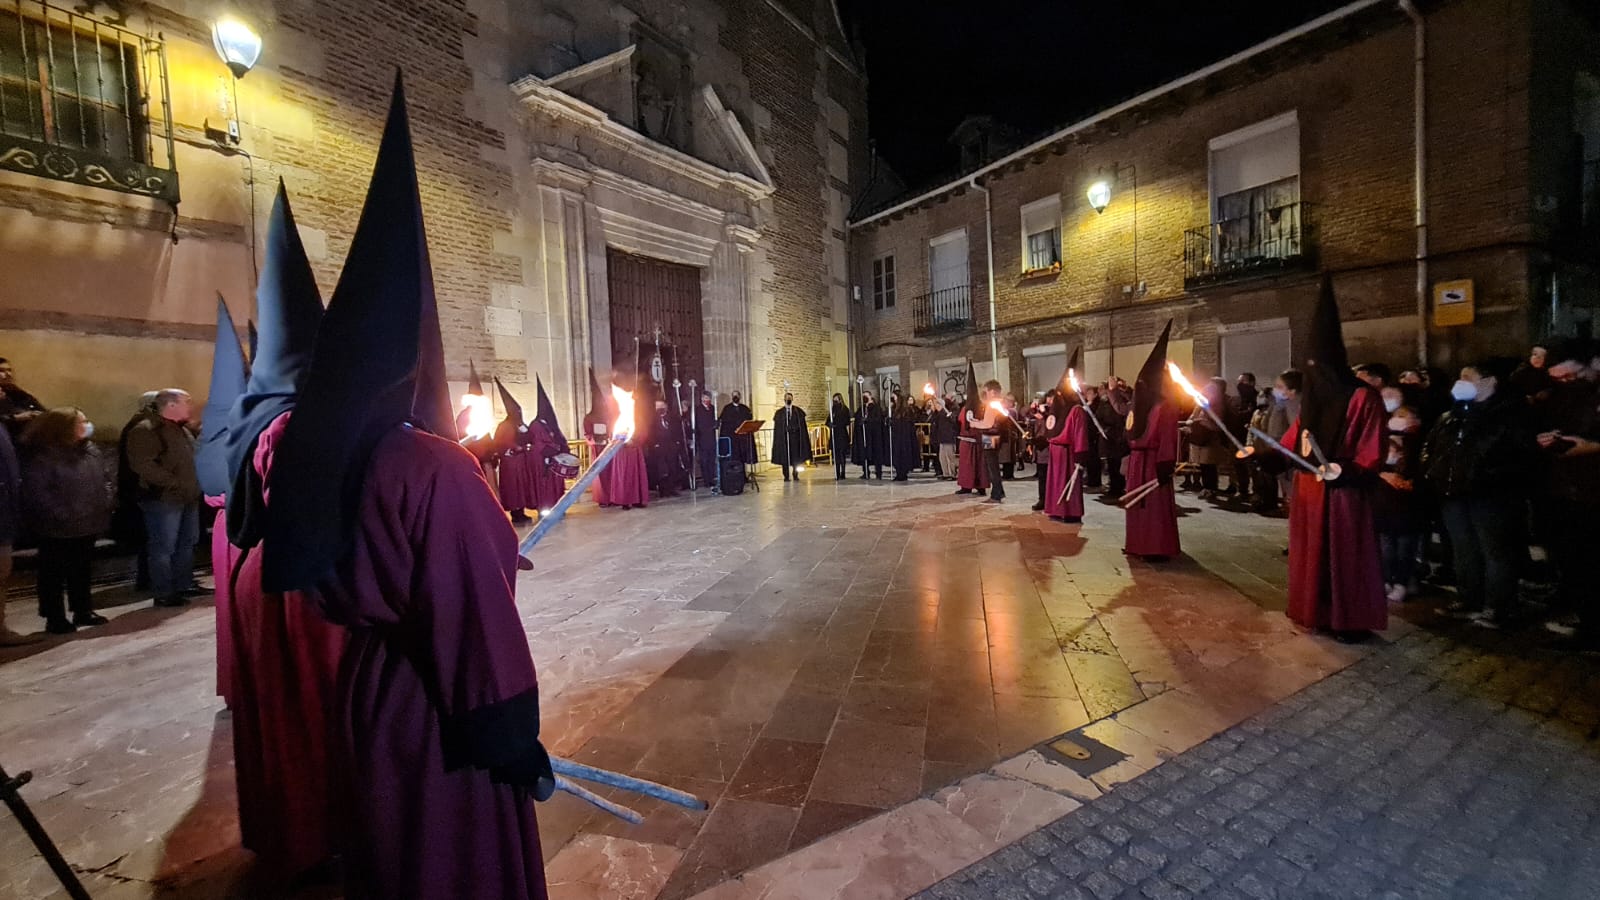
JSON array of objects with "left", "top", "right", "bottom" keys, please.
[
  {"left": 0, "top": 1, "right": 178, "bottom": 203},
  {"left": 1184, "top": 201, "right": 1314, "bottom": 286},
  {"left": 912, "top": 284, "right": 973, "bottom": 336}
]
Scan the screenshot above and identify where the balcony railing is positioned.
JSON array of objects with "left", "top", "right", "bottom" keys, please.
[
  {"left": 1184, "top": 201, "right": 1314, "bottom": 287},
  {"left": 0, "top": 1, "right": 178, "bottom": 203},
  {"left": 913, "top": 285, "right": 973, "bottom": 336}
]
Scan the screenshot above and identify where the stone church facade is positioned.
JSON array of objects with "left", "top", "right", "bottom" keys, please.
[{"left": 0, "top": 0, "right": 865, "bottom": 428}]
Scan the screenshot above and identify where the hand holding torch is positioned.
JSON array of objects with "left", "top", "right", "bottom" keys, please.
[
  {"left": 1166, "top": 363, "right": 1247, "bottom": 455},
  {"left": 1068, "top": 369, "right": 1109, "bottom": 441},
  {"left": 519, "top": 385, "right": 635, "bottom": 560}
]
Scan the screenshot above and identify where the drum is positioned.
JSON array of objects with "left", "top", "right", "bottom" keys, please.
[{"left": 550, "top": 452, "right": 580, "bottom": 479}]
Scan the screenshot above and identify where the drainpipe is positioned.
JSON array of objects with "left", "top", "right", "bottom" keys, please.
[
  {"left": 1401, "top": 0, "right": 1428, "bottom": 368},
  {"left": 969, "top": 176, "right": 1000, "bottom": 377}
]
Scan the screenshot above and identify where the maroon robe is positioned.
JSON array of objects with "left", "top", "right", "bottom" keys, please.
[
  {"left": 525, "top": 421, "right": 568, "bottom": 511},
  {"left": 956, "top": 413, "right": 990, "bottom": 491},
  {"left": 1045, "top": 406, "right": 1089, "bottom": 520},
  {"left": 1124, "top": 402, "right": 1180, "bottom": 557},
  {"left": 311, "top": 426, "right": 547, "bottom": 900},
  {"left": 605, "top": 440, "right": 650, "bottom": 508},
  {"left": 208, "top": 496, "right": 235, "bottom": 707},
  {"left": 229, "top": 413, "right": 348, "bottom": 876},
  {"left": 1285, "top": 390, "right": 1388, "bottom": 632}
]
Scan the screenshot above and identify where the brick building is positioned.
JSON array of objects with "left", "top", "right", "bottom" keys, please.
[
  {"left": 0, "top": 0, "right": 864, "bottom": 429},
  {"left": 848, "top": 0, "right": 1600, "bottom": 402}
]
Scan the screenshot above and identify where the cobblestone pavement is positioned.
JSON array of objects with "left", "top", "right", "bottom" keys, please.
[{"left": 918, "top": 627, "right": 1600, "bottom": 900}]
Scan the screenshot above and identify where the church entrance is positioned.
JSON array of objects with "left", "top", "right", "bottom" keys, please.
[{"left": 606, "top": 248, "right": 706, "bottom": 407}]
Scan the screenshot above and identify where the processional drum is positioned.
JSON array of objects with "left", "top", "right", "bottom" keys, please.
[{"left": 550, "top": 453, "right": 581, "bottom": 479}]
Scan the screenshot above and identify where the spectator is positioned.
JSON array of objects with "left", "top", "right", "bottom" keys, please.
[
  {"left": 1230, "top": 373, "right": 1259, "bottom": 500},
  {"left": 1185, "top": 377, "right": 1234, "bottom": 500},
  {"left": 1536, "top": 340, "right": 1600, "bottom": 650},
  {"left": 0, "top": 357, "right": 45, "bottom": 436},
  {"left": 1375, "top": 386, "right": 1425, "bottom": 602},
  {"left": 934, "top": 395, "right": 959, "bottom": 479},
  {"left": 1422, "top": 359, "right": 1535, "bottom": 627},
  {"left": 1512, "top": 344, "right": 1552, "bottom": 403},
  {"left": 1098, "top": 380, "right": 1131, "bottom": 499},
  {"left": 1355, "top": 362, "right": 1391, "bottom": 390},
  {"left": 0, "top": 423, "right": 34, "bottom": 645},
  {"left": 1245, "top": 389, "right": 1278, "bottom": 512},
  {"left": 1399, "top": 370, "right": 1423, "bottom": 387},
  {"left": 1268, "top": 369, "right": 1302, "bottom": 507},
  {"left": 126, "top": 389, "right": 201, "bottom": 608},
  {"left": 20, "top": 408, "right": 112, "bottom": 634},
  {"left": 114, "top": 391, "right": 161, "bottom": 591}
]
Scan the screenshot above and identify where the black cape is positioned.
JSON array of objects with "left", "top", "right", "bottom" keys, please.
[
  {"left": 771, "top": 405, "right": 811, "bottom": 465},
  {"left": 718, "top": 402, "right": 757, "bottom": 464}
]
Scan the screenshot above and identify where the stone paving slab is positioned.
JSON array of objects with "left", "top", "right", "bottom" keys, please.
[{"left": 916, "top": 629, "right": 1600, "bottom": 900}]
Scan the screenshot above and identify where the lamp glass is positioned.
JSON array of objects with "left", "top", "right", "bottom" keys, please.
[
  {"left": 1087, "top": 180, "right": 1112, "bottom": 213},
  {"left": 212, "top": 17, "right": 263, "bottom": 77}
]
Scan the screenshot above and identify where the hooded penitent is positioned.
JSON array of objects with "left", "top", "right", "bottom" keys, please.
[
  {"left": 583, "top": 366, "right": 616, "bottom": 436},
  {"left": 1044, "top": 346, "right": 1082, "bottom": 441},
  {"left": 456, "top": 361, "right": 484, "bottom": 438},
  {"left": 197, "top": 295, "right": 249, "bottom": 497},
  {"left": 533, "top": 376, "right": 569, "bottom": 450},
  {"left": 494, "top": 377, "right": 525, "bottom": 440},
  {"left": 261, "top": 73, "right": 454, "bottom": 593},
  {"left": 1300, "top": 276, "right": 1362, "bottom": 458},
  {"left": 962, "top": 361, "right": 982, "bottom": 418},
  {"left": 1127, "top": 320, "right": 1172, "bottom": 442}
]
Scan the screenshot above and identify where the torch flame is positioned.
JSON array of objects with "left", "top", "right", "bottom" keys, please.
[
  {"left": 611, "top": 385, "right": 636, "bottom": 441},
  {"left": 1166, "top": 361, "right": 1208, "bottom": 408},
  {"left": 458, "top": 392, "right": 495, "bottom": 440},
  {"left": 923, "top": 382, "right": 935, "bottom": 396},
  {"left": 1068, "top": 368, "right": 1082, "bottom": 394},
  {"left": 988, "top": 400, "right": 1010, "bottom": 417}
]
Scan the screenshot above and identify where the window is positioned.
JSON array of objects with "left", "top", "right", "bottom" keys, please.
[
  {"left": 1020, "top": 195, "right": 1062, "bottom": 273},
  {"left": 1202, "top": 111, "right": 1304, "bottom": 275},
  {"left": 872, "top": 255, "right": 896, "bottom": 310},
  {"left": 0, "top": 12, "right": 146, "bottom": 161},
  {"left": 1023, "top": 344, "right": 1067, "bottom": 398}
]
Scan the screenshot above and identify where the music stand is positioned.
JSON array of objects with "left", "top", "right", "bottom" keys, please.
[{"left": 736, "top": 419, "right": 765, "bottom": 492}]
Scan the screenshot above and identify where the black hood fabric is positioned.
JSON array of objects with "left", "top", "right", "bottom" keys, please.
[
  {"left": 261, "top": 72, "right": 454, "bottom": 592},
  {"left": 196, "top": 295, "right": 249, "bottom": 497},
  {"left": 534, "top": 376, "right": 569, "bottom": 450},
  {"left": 1300, "top": 277, "right": 1362, "bottom": 457},
  {"left": 1044, "top": 346, "right": 1082, "bottom": 440},
  {"left": 1128, "top": 321, "right": 1172, "bottom": 442}
]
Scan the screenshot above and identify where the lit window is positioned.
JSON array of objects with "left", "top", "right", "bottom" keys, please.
[{"left": 1020, "top": 195, "right": 1061, "bottom": 273}]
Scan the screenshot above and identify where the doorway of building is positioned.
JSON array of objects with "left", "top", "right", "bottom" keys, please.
[{"left": 607, "top": 248, "right": 706, "bottom": 406}]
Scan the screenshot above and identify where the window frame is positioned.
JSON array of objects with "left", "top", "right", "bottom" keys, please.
[
  {"left": 1019, "top": 194, "right": 1062, "bottom": 275},
  {"left": 0, "top": 12, "right": 148, "bottom": 163},
  {"left": 872, "top": 253, "right": 897, "bottom": 311}
]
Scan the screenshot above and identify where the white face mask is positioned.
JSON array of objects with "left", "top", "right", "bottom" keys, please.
[
  {"left": 1383, "top": 397, "right": 1401, "bottom": 413},
  {"left": 81, "top": 421, "right": 95, "bottom": 440},
  {"left": 1388, "top": 416, "right": 1409, "bottom": 433},
  {"left": 1450, "top": 380, "right": 1479, "bottom": 402},
  {"left": 1272, "top": 388, "right": 1289, "bottom": 402}
]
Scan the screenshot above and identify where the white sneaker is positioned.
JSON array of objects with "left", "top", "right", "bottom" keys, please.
[{"left": 1386, "top": 584, "right": 1408, "bottom": 604}]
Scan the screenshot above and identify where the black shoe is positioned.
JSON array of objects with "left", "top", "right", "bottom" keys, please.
[
  {"left": 45, "top": 617, "right": 76, "bottom": 635},
  {"left": 179, "top": 586, "right": 209, "bottom": 598},
  {"left": 1334, "top": 630, "right": 1372, "bottom": 644},
  {"left": 956, "top": 488, "right": 970, "bottom": 495},
  {"left": 985, "top": 497, "right": 1003, "bottom": 504},
  {"left": 1063, "top": 516, "right": 1082, "bottom": 524},
  {"left": 73, "top": 612, "right": 109, "bottom": 627},
  {"left": 153, "top": 595, "right": 190, "bottom": 608},
  {"left": 1031, "top": 502, "right": 1045, "bottom": 511}
]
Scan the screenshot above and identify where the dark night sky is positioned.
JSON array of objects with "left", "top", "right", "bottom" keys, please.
[{"left": 837, "top": 0, "right": 1353, "bottom": 190}]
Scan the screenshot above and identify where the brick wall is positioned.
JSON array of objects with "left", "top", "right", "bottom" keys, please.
[{"left": 851, "top": 0, "right": 1554, "bottom": 385}]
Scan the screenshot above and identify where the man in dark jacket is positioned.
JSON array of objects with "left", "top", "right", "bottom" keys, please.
[
  {"left": 1422, "top": 360, "right": 1535, "bottom": 627},
  {"left": 1094, "top": 382, "right": 1130, "bottom": 499},
  {"left": 126, "top": 388, "right": 201, "bottom": 607},
  {"left": 0, "top": 358, "right": 44, "bottom": 437}
]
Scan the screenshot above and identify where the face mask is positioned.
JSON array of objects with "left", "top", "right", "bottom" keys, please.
[
  {"left": 1272, "top": 388, "right": 1288, "bottom": 402},
  {"left": 1388, "top": 416, "right": 1409, "bottom": 433},
  {"left": 81, "top": 421, "right": 95, "bottom": 440},
  {"left": 1450, "top": 380, "right": 1478, "bottom": 402},
  {"left": 732, "top": 396, "right": 741, "bottom": 404},
  {"left": 1383, "top": 397, "right": 1401, "bottom": 413}
]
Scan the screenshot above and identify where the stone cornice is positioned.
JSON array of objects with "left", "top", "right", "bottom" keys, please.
[{"left": 511, "top": 74, "right": 774, "bottom": 205}]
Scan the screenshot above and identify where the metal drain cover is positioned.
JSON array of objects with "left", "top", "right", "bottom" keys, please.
[{"left": 1040, "top": 729, "right": 1129, "bottom": 777}]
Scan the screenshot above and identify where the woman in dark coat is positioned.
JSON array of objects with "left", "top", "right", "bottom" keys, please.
[
  {"left": 889, "top": 392, "right": 921, "bottom": 481},
  {"left": 827, "top": 394, "right": 852, "bottom": 480},
  {"left": 22, "top": 408, "right": 112, "bottom": 634}
]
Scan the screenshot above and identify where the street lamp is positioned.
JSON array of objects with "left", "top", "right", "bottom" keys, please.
[
  {"left": 212, "top": 17, "right": 263, "bottom": 79},
  {"left": 1087, "top": 180, "right": 1111, "bottom": 214}
]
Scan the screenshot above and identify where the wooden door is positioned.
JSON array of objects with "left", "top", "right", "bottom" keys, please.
[{"left": 607, "top": 248, "right": 705, "bottom": 401}]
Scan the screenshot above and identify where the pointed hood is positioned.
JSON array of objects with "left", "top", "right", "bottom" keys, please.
[
  {"left": 1300, "top": 277, "right": 1361, "bottom": 455},
  {"left": 261, "top": 71, "right": 454, "bottom": 591},
  {"left": 1043, "top": 346, "right": 1081, "bottom": 440},
  {"left": 1128, "top": 320, "right": 1172, "bottom": 442},
  {"left": 196, "top": 295, "right": 249, "bottom": 496},
  {"left": 534, "top": 375, "right": 569, "bottom": 449},
  {"left": 247, "top": 320, "right": 259, "bottom": 362},
  {"left": 496, "top": 377, "right": 524, "bottom": 427},
  {"left": 961, "top": 361, "right": 982, "bottom": 417},
  {"left": 467, "top": 360, "right": 484, "bottom": 396},
  {"left": 583, "top": 366, "right": 613, "bottom": 424},
  {"left": 206, "top": 182, "right": 325, "bottom": 547}
]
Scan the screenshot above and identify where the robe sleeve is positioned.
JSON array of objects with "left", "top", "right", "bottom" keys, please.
[
  {"left": 1334, "top": 393, "right": 1385, "bottom": 489},
  {"left": 416, "top": 449, "right": 552, "bottom": 795}
]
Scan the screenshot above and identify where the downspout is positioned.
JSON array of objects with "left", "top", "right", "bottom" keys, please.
[
  {"left": 1401, "top": 0, "right": 1428, "bottom": 367},
  {"left": 970, "top": 176, "right": 1000, "bottom": 374}
]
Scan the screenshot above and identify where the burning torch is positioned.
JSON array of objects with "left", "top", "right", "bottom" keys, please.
[
  {"left": 1068, "top": 369, "right": 1109, "bottom": 441},
  {"left": 518, "top": 385, "right": 635, "bottom": 559},
  {"left": 1166, "top": 362, "right": 1247, "bottom": 455}
]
